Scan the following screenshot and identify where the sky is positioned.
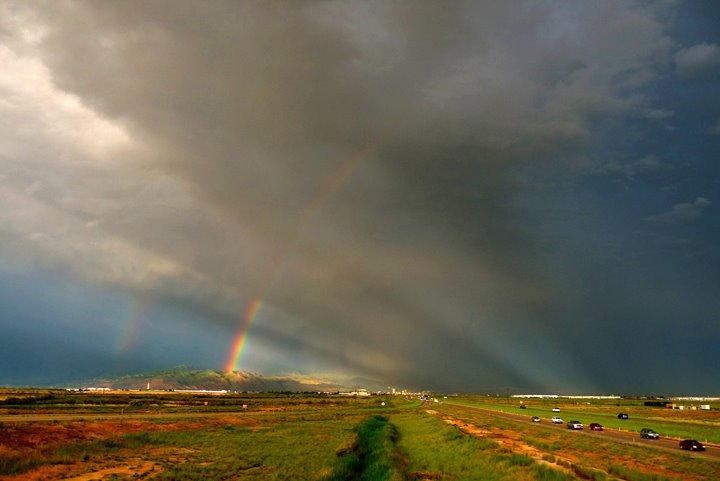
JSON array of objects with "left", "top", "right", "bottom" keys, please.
[{"left": 0, "top": 1, "right": 718, "bottom": 394}]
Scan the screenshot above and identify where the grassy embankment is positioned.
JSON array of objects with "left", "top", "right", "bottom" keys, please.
[
  {"left": 325, "top": 414, "right": 404, "bottom": 481},
  {"left": 444, "top": 397, "right": 720, "bottom": 444},
  {"left": 434, "top": 402, "right": 720, "bottom": 481}
]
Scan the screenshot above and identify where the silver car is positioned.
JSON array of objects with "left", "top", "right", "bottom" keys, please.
[{"left": 640, "top": 428, "right": 659, "bottom": 439}]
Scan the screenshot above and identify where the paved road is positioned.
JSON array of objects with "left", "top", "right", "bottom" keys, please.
[{"left": 443, "top": 402, "right": 720, "bottom": 461}]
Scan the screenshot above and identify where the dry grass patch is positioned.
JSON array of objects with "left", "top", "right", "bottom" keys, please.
[{"left": 426, "top": 410, "right": 576, "bottom": 476}]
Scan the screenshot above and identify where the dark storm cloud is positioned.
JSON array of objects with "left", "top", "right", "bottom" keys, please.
[{"left": 3, "top": 0, "right": 717, "bottom": 393}]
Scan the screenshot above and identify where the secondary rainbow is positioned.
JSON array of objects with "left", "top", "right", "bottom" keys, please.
[
  {"left": 223, "top": 138, "right": 383, "bottom": 373},
  {"left": 117, "top": 297, "right": 148, "bottom": 355}
]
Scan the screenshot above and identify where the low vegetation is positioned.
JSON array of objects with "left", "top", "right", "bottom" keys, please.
[
  {"left": 0, "top": 391, "right": 717, "bottom": 480},
  {"left": 445, "top": 397, "right": 720, "bottom": 444},
  {"left": 325, "top": 414, "right": 403, "bottom": 481},
  {"left": 434, "top": 403, "right": 719, "bottom": 481}
]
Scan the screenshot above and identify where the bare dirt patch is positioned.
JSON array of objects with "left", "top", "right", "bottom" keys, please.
[
  {"left": 410, "top": 471, "right": 451, "bottom": 480},
  {"left": 1, "top": 456, "right": 160, "bottom": 481},
  {"left": 64, "top": 460, "right": 157, "bottom": 481},
  {"left": 0, "top": 416, "right": 258, "bottom": 480}
]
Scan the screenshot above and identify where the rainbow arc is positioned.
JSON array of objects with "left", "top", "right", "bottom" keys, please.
[{"left": 223, "top": 139, "right": 382, "bottom": 373}]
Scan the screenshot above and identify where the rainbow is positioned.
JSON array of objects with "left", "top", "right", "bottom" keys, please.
[
  {"left": 117, "top": 297, "right": 148, "bottom": 355},
  {"left": 223, "top": 138, "right": 384, "bottom": 373},
  {"left": 224, "top": 297, "right": 263, "bottom": 372}
]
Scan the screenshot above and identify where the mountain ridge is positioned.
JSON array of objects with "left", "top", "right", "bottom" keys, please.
[{"left": 67, "top": 366, "right": 385, "bottom": 393}]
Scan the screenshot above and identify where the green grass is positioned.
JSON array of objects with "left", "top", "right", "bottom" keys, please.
[
  {"left": 608, "top": 464, "right": 672, "bottom": 481},
  {"left": 444, "top": 398, "right": 720, "bottom": 444},
  {"left": 145, "top": 416, "right": 359, "bottom": 480},
  {"left": 0, "top": 390, "right": 404, "bottom": 414},
  {"left": 3, "top": 394, "right": 718, "bottom": 480},
  {"left": 391, "top": 410, "right": 576, "bottom": 481},
  {"left": 325, "top": 414, "right": 403, "bottom": 481},
  {"left": 436, "top": 403, "right": 720, "bottom": 481}
]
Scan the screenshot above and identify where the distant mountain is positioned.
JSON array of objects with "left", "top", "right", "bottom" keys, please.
[{"left": 69, "top": 366, "right": 386, "bottom": 393}]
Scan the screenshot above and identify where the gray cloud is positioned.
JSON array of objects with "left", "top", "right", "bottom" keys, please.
[
  {"left": 674, "top": 43, "right": 720, "bottom": 78},
  {"left": 600, "top": 155, "right": 669, "bottom": 180},
  {"left": 641, "top": 108, "right": 674, "bottom": 120},
  {"left": 708, "top": 119, "right": 720, "bottom": 135},
  {"left": 2, "top": 0, "right": 695, "bottom": 391},
  {"left": 644, "top": 197, "right": 712, "bottom": 225}
]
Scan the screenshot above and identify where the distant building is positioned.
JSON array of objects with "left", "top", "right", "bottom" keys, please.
[
  {"left": 338, "top": 388, "right": 371, "bottom": 396},
  {"left": 511, "top": 394, "right": 621, "bottom": 399}
]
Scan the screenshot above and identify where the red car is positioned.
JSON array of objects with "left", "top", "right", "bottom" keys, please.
[
  {"left": 679, "top": 440, "right": 705, "bottom": 451},
  {"left": 588, "top": 423, "right": 604, "bottom": 431}
]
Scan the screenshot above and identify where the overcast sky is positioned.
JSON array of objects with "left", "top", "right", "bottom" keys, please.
[{"left": 1, "top": 1, "right": 718, "bottom": 394}]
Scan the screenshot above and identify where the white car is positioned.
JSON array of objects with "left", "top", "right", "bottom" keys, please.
[
  {"left": 551, "top": 416, "right": 563, "bottom": 423},
  {"left": 567, "top": 420, "right": 583, "bottom": 430},
  {"left": 552, "top": 407, "right": 561, "bottom": 412}
]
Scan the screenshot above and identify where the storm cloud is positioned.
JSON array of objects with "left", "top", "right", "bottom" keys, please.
[{"left": 1, "top": 1, "right": 718, "bottom": 394}]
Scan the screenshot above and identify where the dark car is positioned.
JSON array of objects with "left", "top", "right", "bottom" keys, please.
[
  {"left": 640, "top": 428, "right": 660, "bottom": 439},
  {"left": 588, "top": 423, "right": 604, "bottom": 431},
  {"left": 679, "top": 439, "right": 705, "bottom": 451},
  {"left": 617, "top": 413, "right": 629, "bottom": 420}
]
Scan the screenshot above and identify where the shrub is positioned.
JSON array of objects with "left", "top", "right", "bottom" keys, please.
[
  {"left": 573, "top": 464, "right": 607, "bottom": 480},
  {"left": 0, "top": 455, "right": 44, "bottom": 476},
  {"left": 325, "top": 415, "right": 403, "bottom": 481},
  {"left": 542, "top": 453, "right": 556, "bottom": 463},
  {"left": 608, "top": 464, "right": 672, "bottom": 481}
]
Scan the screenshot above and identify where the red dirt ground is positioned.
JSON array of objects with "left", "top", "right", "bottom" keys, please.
[{"left": 0, "top": 416, "right": 256, "bottom": 481}]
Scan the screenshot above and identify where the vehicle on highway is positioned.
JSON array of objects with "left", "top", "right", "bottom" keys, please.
[
  {"left": 588, "top": 423, "right": 603, "bottom": 431},
  {"left": 552, "top": 407, "right": 561, "bottom": 412},
  {"left": 551, "top": 416, "right": 563, "bottom": 424},
  {"left": 531, "top": 416, "right": 540, "bottom": 422},
  {"left": 617, "top": 413, "right": 629, "bottom": 419},
  {"left": 679, "top": 439, "right": 705, "bottom": 451},
  {"left": 567, "top": 420, "right": 583, "bottom": 430},
  {"left": 640, "top": 428, "right": 660, "bottom": 439}
]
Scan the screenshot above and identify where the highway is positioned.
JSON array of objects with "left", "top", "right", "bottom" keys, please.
[{"left": 444, "top": 402, "right": 720, "bottom": 461}]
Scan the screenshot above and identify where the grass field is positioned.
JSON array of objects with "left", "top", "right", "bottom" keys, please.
[
  {"left": 433, "top": 402, "right": 719, "bottom": 481},
  {"left": 443, "top": 396, "right": 720, "bottom": 444},
  {"left": 0, "top": 391, "right": 718, "bottom": 480}
]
